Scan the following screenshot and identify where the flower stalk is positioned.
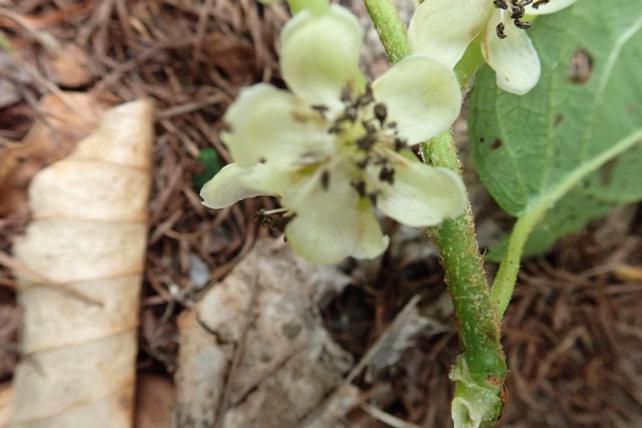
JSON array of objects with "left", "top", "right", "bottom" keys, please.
[
  {"left": 286, "top": 0, "right": 329, "bottom": 15},
  {"left": 364, "top": 0, "right": 507, "bottom": 425}
]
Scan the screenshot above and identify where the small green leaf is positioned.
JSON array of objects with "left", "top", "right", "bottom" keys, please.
[
  {"left": 193, "top": 148, "right": 222, "bottom": 190},
  {"left": 470, "top": 0, "right": 642, "bottom": 257}
]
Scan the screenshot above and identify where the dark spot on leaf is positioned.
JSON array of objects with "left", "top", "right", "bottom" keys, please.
[
  {"left": 568, "top": 48, "right": 593, "bottom": 84},
  {"left": 554, "top": 114, "right": 564, "bottom": 126},
  {"left": 491, "top": 138, "right": 503, "bottom": 150},
  {"left": 487, "top": 375, "right": 503, "bottom": 386}
]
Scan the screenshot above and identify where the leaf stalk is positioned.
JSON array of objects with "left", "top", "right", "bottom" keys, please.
[{"left": 491, "top": 128, "right": 642, "bottom": 316}]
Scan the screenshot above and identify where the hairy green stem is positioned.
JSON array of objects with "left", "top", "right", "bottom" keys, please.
[
  {"left": 364, "top": 0, "right": 506, "bottom": 425},
  {"left": 491, "top": 128, "right": 642, "bottom": 316},
  {"left": 422, "top": 133, "right": 506, "bottom": 381},
  {"left": 364, "top": 0, "right": 410, "bottom": 63}
]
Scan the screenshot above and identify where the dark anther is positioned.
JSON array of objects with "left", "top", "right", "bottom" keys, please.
[
  {"left": 328, "top": 124, "right": 342, "bottom": 134},
  {"left": 259, "top": 157, "right": 267, "bottom": 164},
  {"left": 351, "top": 180, "right": 367, "bottom": 197},
  {"left": 340, "top": 86, "right": 353, "bottom": 102},
  {"left": 493, "top": 0, "right": 508, "bottom": 9},
  {"left": 257, "top": 211, "right": 293, "bottom": 235},
  {"left": 311, "top": 104, "right": 329, "bottom": 116},
  {"left": 358, "top": 84, "right": 374, "bottom": 106},
  {"left": 511, "top": 5, "right": 524, "bottom": 19},
  {"left": 379, "top": 166, "right": 395, "bottom": 185},
  {"left": 386, "top": 121, "right": 397, "bottom": 129},
  {"left": 496, "top": 22, "right": 507, "bottom": 39},
  {"left": 368, "top": 192, "right": 379, "bottom": 205},
  {"left": 346, "top": 106, "right": 358, "bottom": 122},
  {"left": 374, "top": 103, "right": 387, "bottom": 125},
  {"left": 362, "top": 120, "right": 377, "bottom": 134},
  {"left": 354, "top": 157, "right": 370, "bottom": 169},
  {"left": 356, "top": 134, "right": 376, "bottom": 151},
  {"left": 320, "top": 170, "right": 330, "bottom": 190},
  {"left": 514, "top": 19, "right": 531, "bottom": 29},
  {"left": 394, "top": 138, "right": 406, "bottom": 152},
  {"left": 532, "top": 0, "right": 549, "bottom": 9}
]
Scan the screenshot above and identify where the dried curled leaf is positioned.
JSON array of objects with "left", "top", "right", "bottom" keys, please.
[
  {"left": 0, "top": 92, "right": 104, "bottom": 216},
  {"left": 9, "top": 100, "right": 154, "bottom": 428}
]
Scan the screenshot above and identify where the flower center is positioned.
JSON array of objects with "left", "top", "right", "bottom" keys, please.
[
  {"left": 312, "top": 84, "right": 406, "bottom": 201},
  {"left": 493, "top": 0, "right": 548, "bottom": 38}
]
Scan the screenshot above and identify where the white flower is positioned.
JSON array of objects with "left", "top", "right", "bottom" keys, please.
[
  {"left": 409, "top": 0, "right": 577, "bottom": 95},
  {"left": 201, "top": 5, "right": 466, "bottom": 264}
]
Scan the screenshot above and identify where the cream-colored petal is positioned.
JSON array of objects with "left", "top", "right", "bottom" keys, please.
[
  {"left": 482, "top": 11, "right": 541, "bottom": 95},
  {"left": 200, "top": 164, "right": 266, "bottom": 208},
  {"left": 284, "top": 168, "right": 388, "bottom": 264},
  {"left": 408, "top": 0, "right": 492, "bottom": 68},
  {"left": 527, "top": 0, "right": 577, "bottom": 15},
  {"left": 242, "top": 163, "right": 300, "bottom": 197},
  {"left": 371, "top": 159, "right": 466, "bottom": 227},
  {"left": 223, "top": 84, "right": 332, "bottom": 168},
  {"left": 372, "top": 55, "right": 462, "bottom": 145},
  {"left": 280, "top": 5, "right": 364, "bottom": 109}
]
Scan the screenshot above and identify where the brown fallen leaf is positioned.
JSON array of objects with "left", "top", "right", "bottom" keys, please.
[
  {"left": 175, "top": 238, "right": 358, "bottom": 428},
  {"left": 0, "top": 91, "right": 104, "bottom": 216},
  {"left": 45, "top": 43, "right": 94, "bottom": 88},
  {"left": 135, "top": 375, "right": 175, "bottom": 428},
  {"left": 0, "top": 384, "right": 12, "bottom": 428},
  {"left": 8, "top": 100, "right": 154, "bottom": 428}
]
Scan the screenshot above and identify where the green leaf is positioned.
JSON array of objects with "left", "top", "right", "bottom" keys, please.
[
  {"left": 469, "top": 0, "right": 642, "bottom": 257},
  {"left": 193, "top": 148, "right": 222, "bottom": 190}
]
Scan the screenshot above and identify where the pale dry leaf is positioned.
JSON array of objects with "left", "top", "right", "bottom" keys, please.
[
  {"left": 8, "top": 100, "right": 154, "bottom": 428},
  {"left": 175, "top": 238, "right": 356, "bottom": 428},
  {"left": 302, "top": 384, "right": 361, "bottom": 428}
]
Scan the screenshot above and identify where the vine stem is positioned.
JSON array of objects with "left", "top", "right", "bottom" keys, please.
[
  {"left": 364, "top": 0, "right": 506, "bottom": 425},
  {"left": 491, "top": 128, "right": 642, "bottom": 316}
]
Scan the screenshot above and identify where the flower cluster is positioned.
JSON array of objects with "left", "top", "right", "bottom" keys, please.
[
  {"left": 201, "top": 5, "right": 466, "bottom": 264},
  {"left": 409, "top": 0, "right": 577, "bottom": 94},
  {"left": 201, "top": 1, "right": 576, "bottom": 264}
]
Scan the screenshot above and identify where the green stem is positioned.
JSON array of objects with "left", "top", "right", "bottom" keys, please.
[
  {"left": 422, "top": 134, "right": 505, "bottom": 382},
  {"left": 364, "top": 1, "right": 506, "bottom": 425},
  {"left": 287, "top": 0, "right": 329, "bottom": 14},
  {"left": 490, "top": 128, "right": 642, "bottom": 316},
  {"left": 364, "top": 0, "right": 410, "bottom": 63}
]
